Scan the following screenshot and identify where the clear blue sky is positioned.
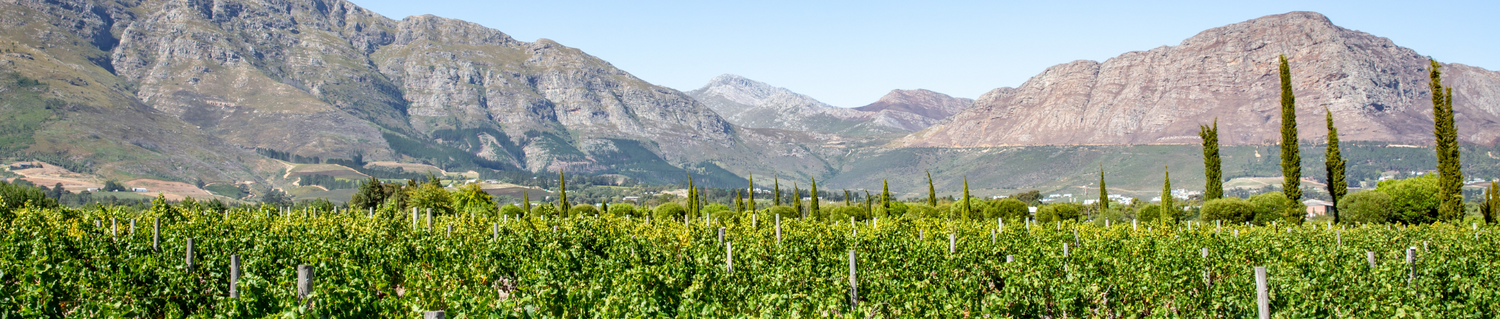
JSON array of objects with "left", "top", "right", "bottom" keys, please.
[{"left": 350, "top": 0, "right": 1499, "bottom": 107}]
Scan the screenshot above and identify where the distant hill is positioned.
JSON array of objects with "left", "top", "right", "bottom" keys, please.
[{"left": 686, "top": 74, "right": 971, "bottom": 134}]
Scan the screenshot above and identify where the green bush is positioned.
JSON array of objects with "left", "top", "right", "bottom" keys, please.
[
  {"left": 1137, "top": 204, "right": 1161, "bottom": 222},
  {"left": 994, "top": 199, "right": 1029, "bottom": 222},
  {"left": 499, "top": 204, "right": 525, "bottom": 218},
  {"left": 765, "top": 206, "right": 798, "bottom": 220},
  {"left": 653, "top": 202, "right": 685, "bottom": 221},
  {"left": 831, "top": 206, "right": 865, "bottom": 222},
  {"left": 607, "top": 203, "right": 637, "bottom": 217},
  {"left": 1339, "top": 191, "right": 1393, "bottom": 224},
  {"left": 568, "top": 204, "right": 598, "bottom": 217},
  {"left": 1036, "top": 203, "right": 1082, "bottom": 223},
  {"left": 1248, "top": 192, "right": 1290, "bottom": 225},
  {"left": 1201, "top": 197, "right": 1255, "bottom": 223},
  {"left": 1375, "top": 175, "right": 1439, "bottom": 224}
]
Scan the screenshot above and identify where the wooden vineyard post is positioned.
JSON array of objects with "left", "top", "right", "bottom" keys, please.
[
  {"left": 1407, "top": 247, "right": 1416, "bottom": 286},
  {"left": 1006, "top": 255, "right": 1014, "bottom": 263},
  {"left": 920, "top": 229, "right": 925, "bottom": 241},
  {"left": 848, "top": 249, "right": 857, "bottom": 311},
  {"left": 991, "top": 229, "right": 996, "bottom": 245},
  {"left": 129, "top": 219, "right": 135, "bottom": 236},
  {"left": 718, "top": 227, "right": 725, "bottom": 245},
  {"left": 230, "top": 254, "right": 241, "bottom": 298},
  {"left": 426, "top": 208, "right": 433, "bottom": 233},
  {"left": 185, "top": 237, "right": 194, "bottom": 272},
  {"left": 1201, "top": 248, "right": 1211, "bottom": 287},
  {"left": 775, "top": 215, "right": 782, "bottom": 245},
  {"left": 446, "top": 224, "right": 452, "bottom": 238},
  {"left": 424, "top": 311, "right": 445, "bottom": 319},
  {"left": 412, "top": 208, "right": 418, "bottom": 230},
  {"left": 153, "top": 218, "right": 160, "bottom": 251},
  {"left": 298, "top": 265, "right": 313, "bottom": 300},
  {"left": 493, "top": 223, "right": 499, "bottom": 240},
  {"left": 1132, "top": 220, "right": 1137, "bottom": 232},
  {"left": 1367, "top": 251, "right": 1376, "bottom": 268},
  {"left": 1336, "top": 229, "right": 1341, "bottom": 246},
  {"left": 949, "top": 233, "right": 956, "bottom": 255},
  {"left": 368, "top": 207, "right": 374, "bottom": 218},
  {"left": 111, "top": 218, "right": 117, "bottom": 237},
  {"left": 1255, "top": 266, "right": 1269, "bottom": 319},
  {"left": 726, "top": 242, "right": 734, "bottom": 273},
  {"left": 752, "top": 213, "right": 757, "bottom": 228}
]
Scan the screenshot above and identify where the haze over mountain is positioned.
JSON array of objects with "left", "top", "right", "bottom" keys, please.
[
  {"left": 898, "top": 12, "right": 1500, "bottom": 148},
  {"left": 686, "top": 74, "right": 971, "bottom": 134}
]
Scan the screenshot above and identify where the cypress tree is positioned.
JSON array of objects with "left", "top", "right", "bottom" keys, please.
[
  {"left": 810, "top": 177, "right": 819, "bottom": 217},
  {"left": 734, "top": 190, "right": 743, "bottom": 212},
  {"left": 1431, "top": 59, "right": 1464, "bottom": 221},
  {"left": 927, "top": 171, "right": 938, "bottom": 207},
  {"left": 1278, "top": 55, "right": 1303, "bottom": 206},
  {"left": 1097, "top": 164, "right": 1109, "bottom": 212},
  {"left": 558, "top": 171, "right": 570, "bottom": 213},
  {"left": 1484, "top": 181, "right": 1498, "bottom": 224},
  {"left": 1161, "top": 166, "right": 1173, "bottom": 225},
  {"left": 686, "top": 173, "right": 696, "bottom": 217},
  {"left": 844, "top": 190, "right": 853, "bottom": 208},
  {"left": 864, "top": 190, "right": 873, "bottom": 214},
  {"left": 1199, "top": 118, "right": 1223, "bottom": 201},
  {"left": 881, "top": 179, "right": 891, "bottom": 211},
  {"left": 773, "top": 175, "right": 782, "bottom": 206},
  {"left": 522, "top": 190, "right": 531, "bottom": 212},
  {"left": 747, "top": 174, "right": 756, "bottom": 213},
  {"left": 962, "top": 176, "right": 972, "bottom": 220},
  {"left": 1324, "top": 108, "right": 1348, "bottom": 224},
  {"left": 793, "top": 183, "right": 803, "bottom": 217}
]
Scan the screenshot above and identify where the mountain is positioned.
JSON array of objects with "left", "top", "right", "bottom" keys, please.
[
  {"left": 686, "top": 74, "right": 971, "bottom": 133},
  {"left": 0, "top": 0, "right": 825, "bottom": 189},
  {"left": 855, "top": 89, "right": 973, "bottom": 131},
  {"left": 898, "top": 12, "right": 1500, "bottom": 148}
]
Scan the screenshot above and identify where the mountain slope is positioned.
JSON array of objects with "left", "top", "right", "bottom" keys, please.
[
  {"left": 855, "top": 89, "right": 973, "bottom": 131},
  {"left": 898, "top": 11, "right": 1500, "bottom": 147},
  {"left": 686, "top": 74, "right": 971, "bottom": 134}
]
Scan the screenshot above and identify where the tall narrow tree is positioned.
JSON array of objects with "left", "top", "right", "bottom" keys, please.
[
  {"left": 864, "top": 190, "right": 873, "bottom": 214},
  {"left": 773, "top": 175, "right": 782, "bottom": 206},
  {"left": 747, "top": 174, "right": 756, "bottom": 213},
  {"left": 1199, "top": 118, "right": 1223, "bottom": 201},
  {"left": 881, "top": 180, "right": 892, "bottom": 212},
  {"left": 1278, "top": 55, "right": 1303, "bottom": 207},
  {"left": 1097, "top": 165, "right": 1109, "bottom": 212},
  {"left": 1484, "top": 181, "right": 1498, "bottom": 224},
  {"left": 810, "top": 177, "right": 820, "bottom": 217},
  {"left": 734, "top": 190, "right": 744, "bottom": 212},
  {"left": 522, "top": 190, "right": 531, "bottom": 213},
  {"left": 793, "top": 183, "right": 803, "bottom": 218},
  {"left": 844, "top": 189, "right": 853, "bottom": 208},
  {"left": 686, "top": 173, "right": 697, "bottom": 217},
  {"left": 962, "top": 176, "right": 972, "bottom": 220},
  {"left": 1431, "top": 59, "right": 1464, "bottom": 221},
  {"left": 558, "top": 171, "right": 570, "bottom": 213},
  {"left": 927, "top": 171, "right": 938, "bottom": 207},
  {"left": 1324, "top": 108, "right": 1348, "bottom": 224},
  {"left": 1160, "top": 166, "right": 1173, "bottom": 225}
]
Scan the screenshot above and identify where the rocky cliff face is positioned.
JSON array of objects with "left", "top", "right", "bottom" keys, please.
[
  {"left": 899, "top": 12, "right": 1500, "bottom": 147},
  {"left": 687, "top": 74, "right": 971, "bottom": 133},
  {"left": 0, "top": 0, "right": 810, "bottom": 186}
]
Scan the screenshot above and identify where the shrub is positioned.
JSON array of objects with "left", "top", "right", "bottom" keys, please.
[
  {"left": 653, "top": 202, "right": 686, "bottom": 221},
  {"left": 1375, "top": 175, "right": 1439, "bottom": 224},
  {"left": 607, "top": 203, "right": 637, "bottom": 217},
  {"left": 1037, "top": 203, "right": 1082, "bottom": 223},
  {"left": 1201, "top": 197, "right": 1255, "bottom": 223},
  {"left": 1248, "top": 192, "right": 1290, "bottom": 225},
  {"left": 994, "top": 199, "right": 1029, "bottom": 221},
  {"left": 1339, "top": 191, "right": 1393, "bottom": 224},
  {"left": 499, "top": 204, "right": 525, "bottom": 218},
  {"left": 568, "top": 204, "right": 598, "bottom": 217},
  {"left": 766, "top": 206, "right": 798, "bottom": 220},
  {"left": 1137, "top": 204, "right": 1161, "bottom": 222}
]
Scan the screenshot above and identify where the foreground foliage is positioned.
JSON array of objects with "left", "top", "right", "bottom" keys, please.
[{"left": 1, "top": 206, "right": 1496, "bottom": 318}]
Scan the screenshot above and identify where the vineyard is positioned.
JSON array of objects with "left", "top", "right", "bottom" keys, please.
[{"left": 1, "top": 205, "right": 1497, "bottom": 318}]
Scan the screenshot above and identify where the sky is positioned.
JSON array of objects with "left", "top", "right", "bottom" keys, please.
[{"left": 350, "top": 0, "right": 1500, "bottom": 107}]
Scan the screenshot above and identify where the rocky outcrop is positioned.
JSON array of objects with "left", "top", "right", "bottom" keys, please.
[{"left": 900, "top": 12, "right": 1500, "bottom": 147}]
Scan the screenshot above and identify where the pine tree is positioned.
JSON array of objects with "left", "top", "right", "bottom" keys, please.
[
  {"left": 558, "top": 171, "right": 570, "bottom": 213},
  {"left": 810, "top": 177, "right": 819, "bottom": 217},
  {"left": 1097, "top": 164, "right": 1109, "bottom": 212},
  {"left": 962, "top": 176, "right": 972, "bottom": 220},
  {"left": 881, "top": 180, "right": 891, "bottom": 212},
  {"left": 1161, "top": 166, "right": 1173, "bottom": 225},
  {"left": 927, "top": 171, "right": 937, "bottom": 207},
  {"left": 747, "top": 174, "right": 756, "bottom": 213},
  {"left": 1278, "top": 55, "right": 1303, "bottom": 206},
  {"left": 1199, "top": 118, "right": 1223, "bottom": 201},
  {"left": 1324, "top": 108, "right": 1348, "bottom": 224},
  {"left": 1431, "top": 59, "right": 1464, "bottom": 221},
  {"left": 773, "top": 175, "right": 782, "bottom": 206}
]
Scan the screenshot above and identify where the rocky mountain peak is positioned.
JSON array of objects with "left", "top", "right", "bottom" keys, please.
[
  {"left": 899, "top": 11, "right": 1500, "bottom": 147},
  {"left": 394, "top": 14, "right": 520, "bottom": 47},
  {"left": 856, "top": 89, "right": 973, "bottom": 120}
]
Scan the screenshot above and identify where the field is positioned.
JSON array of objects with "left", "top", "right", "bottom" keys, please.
[{"left": 1, "top": 206, "right": 1495, "bottom": 317}]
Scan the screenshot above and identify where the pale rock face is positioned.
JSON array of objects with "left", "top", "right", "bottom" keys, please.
[
  {"left": 901, "top": 11, "right": 1500, "bottom": 147},
  {"left": 687, "top": 75, "right": 971, "bottom": 133}
]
